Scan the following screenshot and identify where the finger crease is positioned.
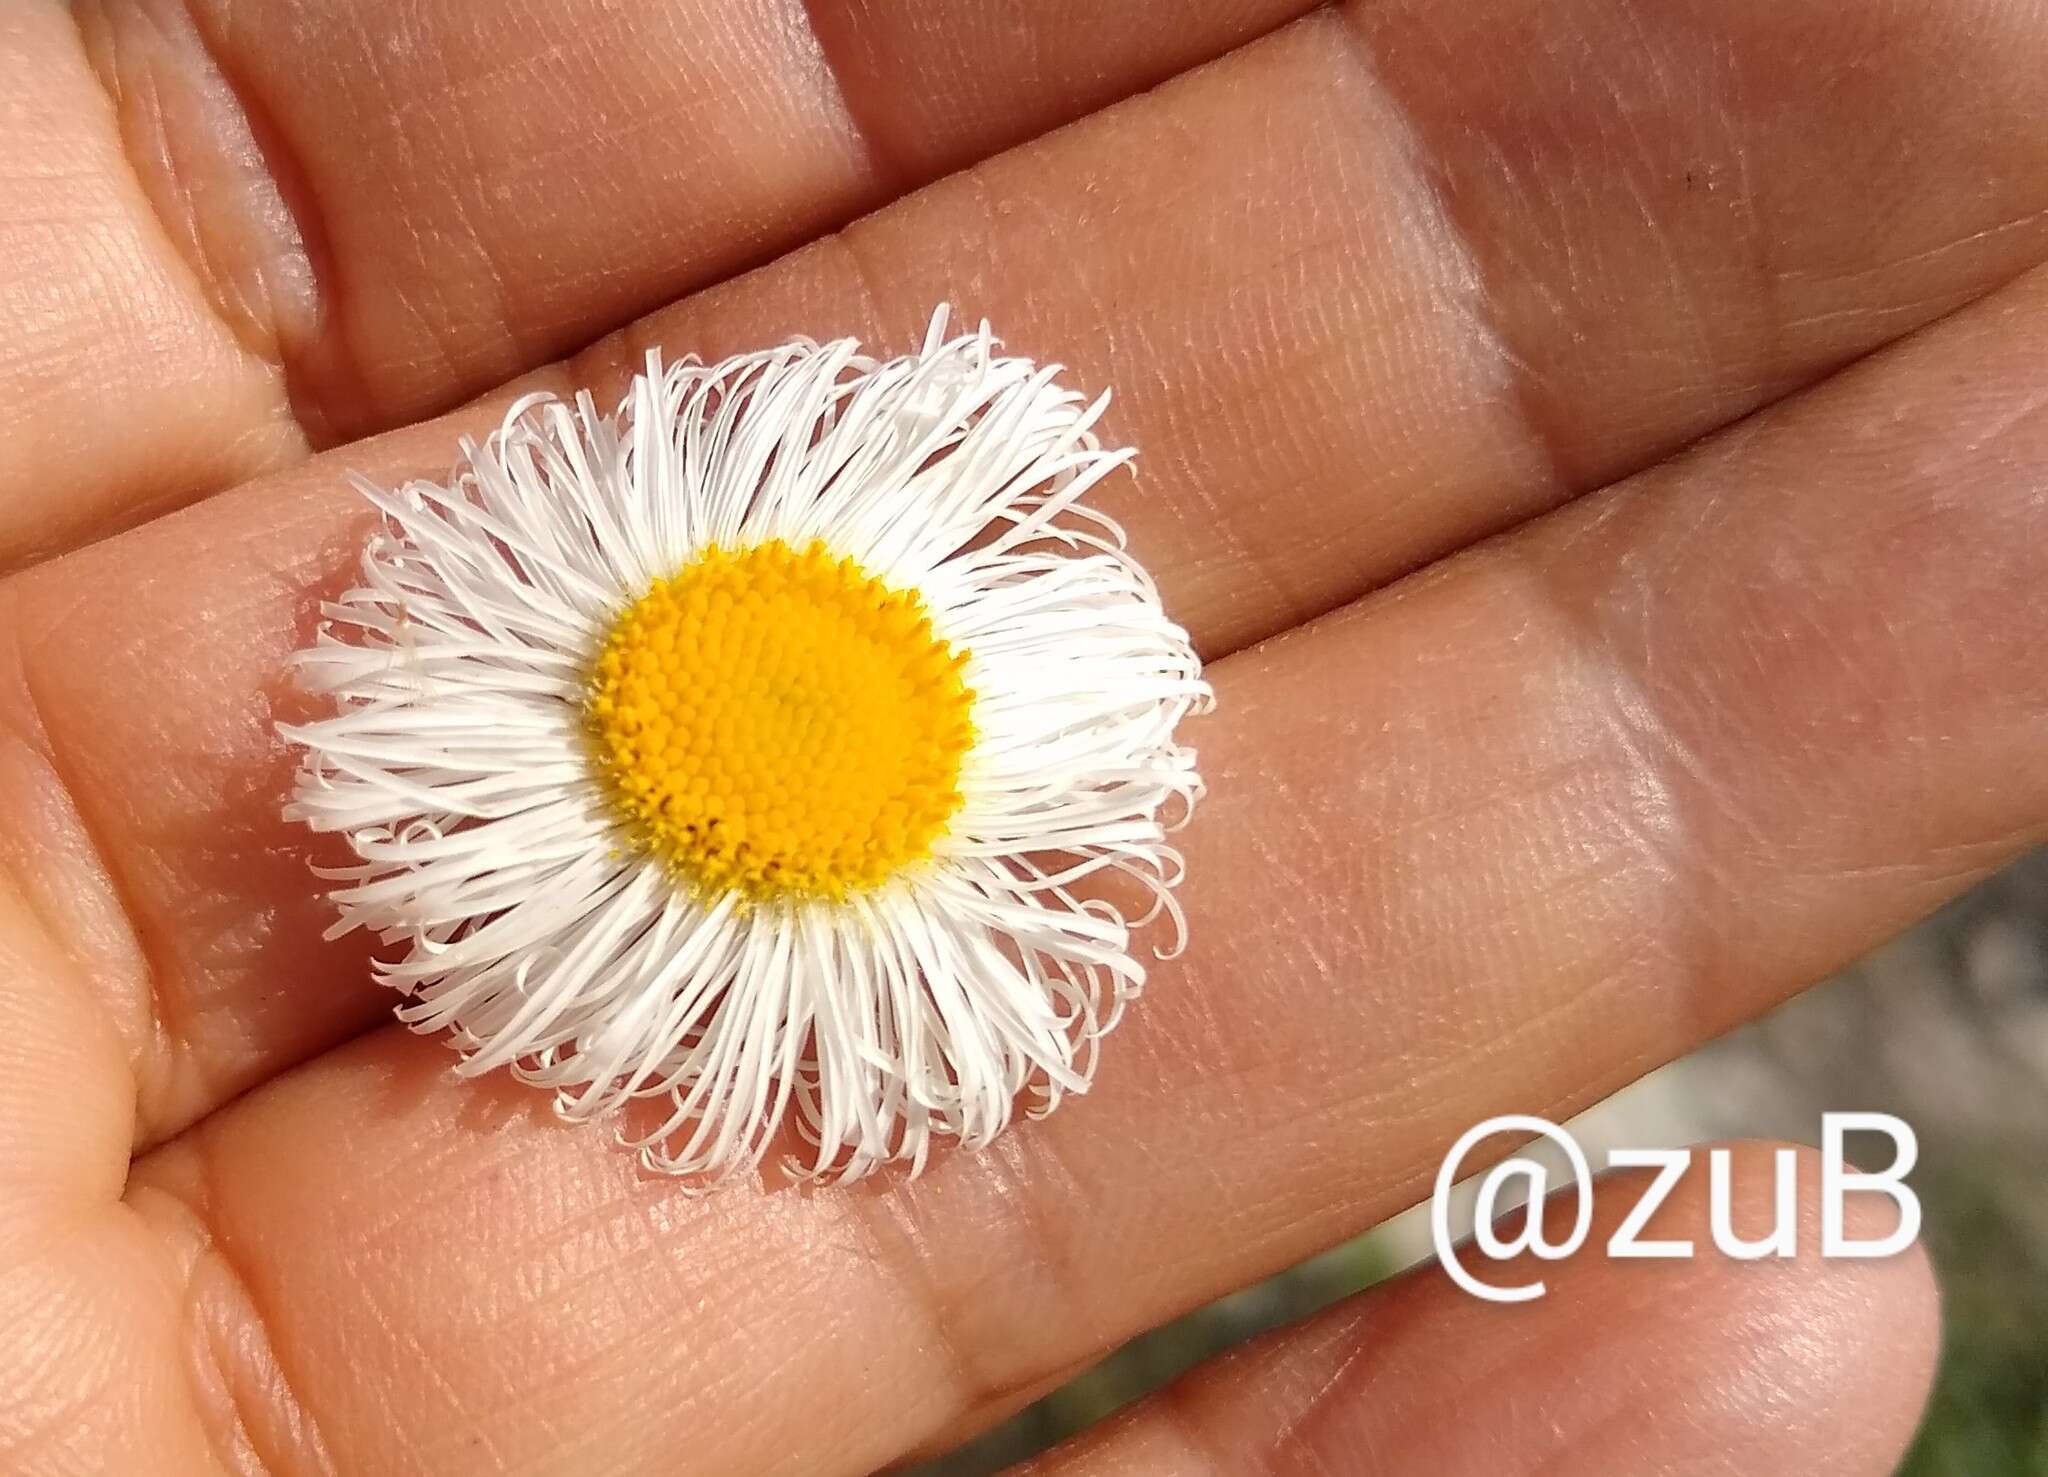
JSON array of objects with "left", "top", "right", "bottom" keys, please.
[
  {"left": 847, "top": 1137, "right": 1098, "bottom": 1442},
  {"left": 7, "top": 599, "right": 167, "bottom": 1107},
  {"left": 1329, "top": 0, "right": 1576, "bottom": 506},
  {"left": 792, "top": 0, "right": 918, "bottom": 192},
  {"left": 130, "top": 1145, "right": 341, "bottom": 1477},
  {"left": 72, "top": 0, "right": 354, "bottom": 445}
]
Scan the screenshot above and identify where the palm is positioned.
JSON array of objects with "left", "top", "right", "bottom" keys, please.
[{"left": 3, "top": 1, "right": 2043, "bottom": 1473}]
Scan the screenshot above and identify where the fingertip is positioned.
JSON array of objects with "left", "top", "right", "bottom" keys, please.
[
  {"left": 1033, "top": 1137, "right": 1944, "bottom": 1477},
  {"left": 1684, "top": 1140, "right": 1942, "bottom": 1473}
]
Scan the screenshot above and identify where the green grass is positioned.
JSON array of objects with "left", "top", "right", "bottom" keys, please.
[{"left": 1899, "top": 1158, "right": 2048, "bottom": 1477}]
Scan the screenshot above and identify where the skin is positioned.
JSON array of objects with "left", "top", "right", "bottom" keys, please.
[{"left": 0, "top": 0, "right": 2043, "bottom": 1471}]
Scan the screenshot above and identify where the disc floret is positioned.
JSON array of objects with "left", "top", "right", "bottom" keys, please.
[{"left": 586, "top": 538, "right": 973, "bottom": 902}]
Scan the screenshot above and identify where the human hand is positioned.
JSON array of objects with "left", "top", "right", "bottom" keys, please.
[{"left": 3, "top": 0, "right": 2044, "bottom": 1472}]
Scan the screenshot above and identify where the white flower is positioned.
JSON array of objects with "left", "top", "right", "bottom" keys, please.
[{"left": 283, "top": 310, "right": 1207, "bottom": 1184}]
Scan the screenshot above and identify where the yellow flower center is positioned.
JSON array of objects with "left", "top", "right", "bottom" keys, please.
[{"left": 585, "top": 539, "right": 974, "bottom": 902}]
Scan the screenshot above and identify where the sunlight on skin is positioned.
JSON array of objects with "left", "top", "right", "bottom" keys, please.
[
  {"left": 94, "top": 275, "right": 2048, "bottom": 1474},
  {"left": 0, "top": 0, "right": 1322, "bottom": 564},
  {"left": 1024, "top": 1145, "right": 1939, "bottom": 1476},
  {"left": 0, "top": 0, "right": 2045, "bottom": 1472}
]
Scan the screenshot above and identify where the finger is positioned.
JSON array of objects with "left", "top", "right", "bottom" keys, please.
[
  {"left": 1021, "top": 1143, "right": 1937, "bottom": 1477},
  {"left": 121, "top": 263, "right": 2048, "bottom": 1475},
  {"left": 643, "top": 0, "right": 2048, "bottom": 653},
  {"left": 21, "top": 0, "right": 2048, "bottom": 573},
  {"left": 0, "top": 0, "right": 1317, "bottom": 569},
  {"left": 0, "top": 668, "right": 213, "bottom": 1469},
  {"left": 0, "top": 2, "right": 304, "bottom": 569},
  {"left": 0, "top": 797, "right": 129, "bottom": 1242},
  {"left": 13, "top": 0, "right": 2048, "bottom": 1144}
]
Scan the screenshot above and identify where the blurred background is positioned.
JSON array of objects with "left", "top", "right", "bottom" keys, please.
[{"left": 918, "top": 847, "right": 2048, "bottom": 1475}]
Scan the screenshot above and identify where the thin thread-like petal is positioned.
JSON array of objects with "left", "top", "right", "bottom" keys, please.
[{"left": 285, "top": 309, "right": 1207, "bottom": 1184}]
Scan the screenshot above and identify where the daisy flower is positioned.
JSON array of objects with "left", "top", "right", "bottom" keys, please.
[{"left": 283, "top": 311, "right": 1208, "bottom": 1184}]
